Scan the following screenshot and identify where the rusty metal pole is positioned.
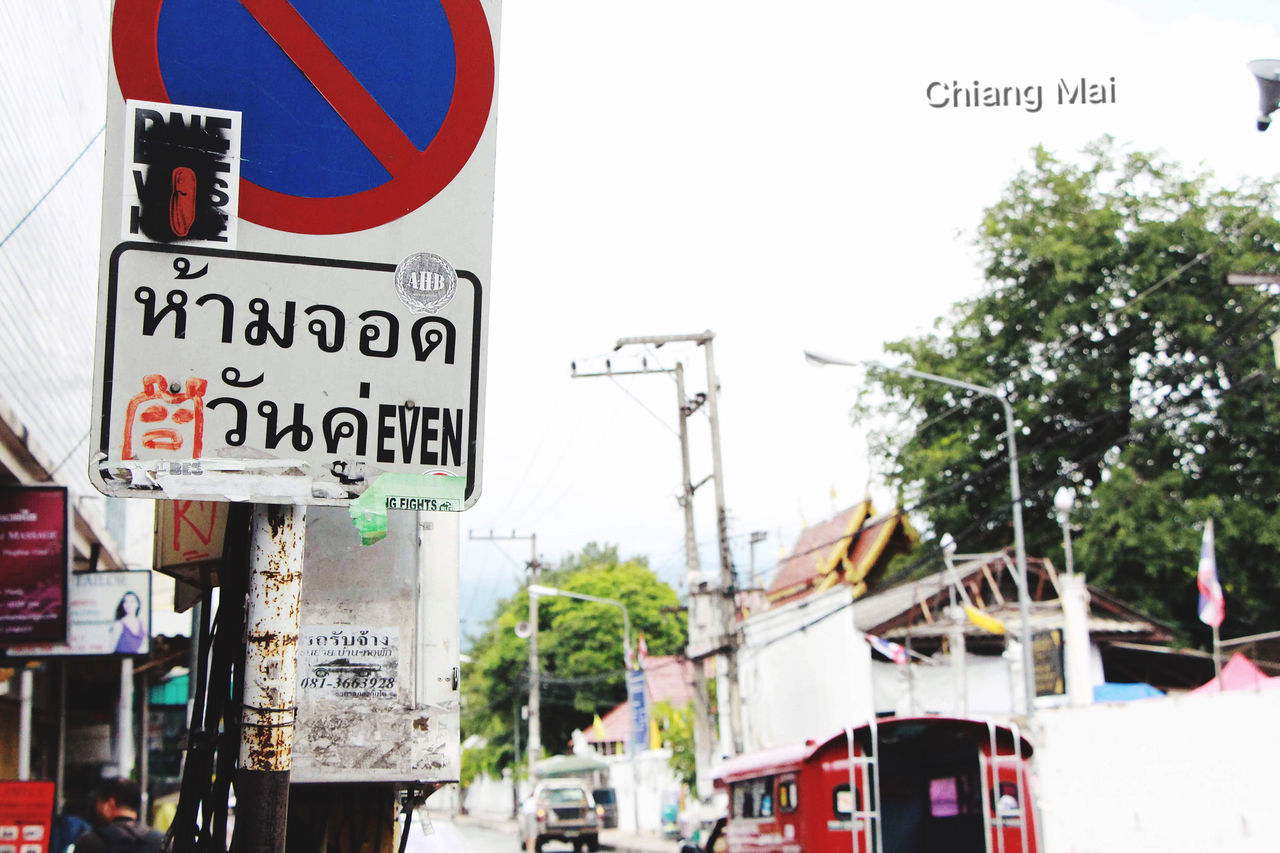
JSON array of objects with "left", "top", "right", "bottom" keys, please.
[{"left": 236, "top": 503, "right": 307, "bottom": 853}]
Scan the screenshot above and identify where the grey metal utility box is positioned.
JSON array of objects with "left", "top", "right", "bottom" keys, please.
[{"left": 291, "top": 507, "right": 459, "bottom": 783}]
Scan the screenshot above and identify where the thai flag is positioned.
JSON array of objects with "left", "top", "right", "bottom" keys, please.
[
  {"left": 1197, "top": 519, "right": 1225, "bottom": 628},
  {"left": 866, "top": 633, "right": 908, "bottom": 665}
]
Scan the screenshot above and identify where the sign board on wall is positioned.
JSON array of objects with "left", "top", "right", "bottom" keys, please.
[
  {"left": 91, "top": 0, "right": 501, "bottom": 510},
  {"left": 1033, "top": 628, "right": 1066, "bottom": 697},
  {"left": 626, "top": 668, "right": 648, "bottom": 753},
  {"left": 0, "top": 487, "right": 68, "bottom": 646},
  {"left": 6, "top": 571, "right": 151, "bottom": 658},
  {"left": 154, "top": 499, "right": 227, "bottom": 574},
  {"left": 0, "top": 779, "right": 55, "bottom": 853}
]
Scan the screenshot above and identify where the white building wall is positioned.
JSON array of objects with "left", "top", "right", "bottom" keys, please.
[
  {"left": 1032, "top": 687, "right": 1280, "bottom": 853},
  {"left": 738, "top": 585, "right": 1117, "bottom": 749},
  {"left": 605, "top": 749, "right": 682, "bottom": 835},
  {"left": 737, "top": 586, "right": 874, "bottom": 751},
  {"left": 870, "top": 654, "right": 1016, "bottom": 717}
]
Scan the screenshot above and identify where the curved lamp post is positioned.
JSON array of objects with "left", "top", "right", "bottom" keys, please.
[
  {"left": 527, "top": 584, "right": 639, "bottom": 831},
  {"left": 803, "top": 351, "right": 1036, "bottom": 723}
]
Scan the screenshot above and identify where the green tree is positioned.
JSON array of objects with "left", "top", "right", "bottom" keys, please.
[
  {"left": 461, "top": 544, "right": 686, "bottom": 774},
  {"left": 861, "top": 138, "right": 1280, "bottom": 642},
  {"left": 652, "top": 699, "right": 696, "bottom": 790}
]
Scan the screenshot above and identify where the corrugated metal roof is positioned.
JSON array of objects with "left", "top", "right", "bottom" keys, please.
[{"left": 0, "top": 1, "right": 112, "bottom": 523}]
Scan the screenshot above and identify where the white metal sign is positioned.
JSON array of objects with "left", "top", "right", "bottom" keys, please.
[
  {"left": 91, "top": 243, "right": 481, "bottom": 506},
  {"left": 92, "top": 0, "right": 500, "bottom": 509}
]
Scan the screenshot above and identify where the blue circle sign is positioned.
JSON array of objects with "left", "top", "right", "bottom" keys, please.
[{"left": 113, "top": 0, "right": 496, "bottom": 235}]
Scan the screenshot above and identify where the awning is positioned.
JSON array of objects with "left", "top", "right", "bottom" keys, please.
[
  {"left": 1191, "top": 653, "right": 1280, "bottom": 694},
  {"left": 535, "top": 753, "right": 608, "bottom": 777}
]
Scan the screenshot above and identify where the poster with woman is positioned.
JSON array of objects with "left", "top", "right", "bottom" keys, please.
[{"left": 5, "top": 570, "right": 151, "bottom": 657}]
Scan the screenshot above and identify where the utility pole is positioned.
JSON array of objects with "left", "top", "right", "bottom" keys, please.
[
  {"left": 675, "top": 364, "right": 717, "bottom": 793},
  {"left": 570, "top": 358, "right": 718, "bottom": 790},
  {"left": 470, "top": 530, "right": 540, "bottom": 786},
  {"left": 237, "top": 504, "right": 307, "bottom": 853},
  {"left": 612, "top": 332, "right": 743, "bottom": 757}
]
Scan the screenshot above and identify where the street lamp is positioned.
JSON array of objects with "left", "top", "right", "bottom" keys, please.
[
  {"left": 1248, "top": 59, "right": 1280, "bottom": 132},
  {"left": 526, "top": 584, "right": 640, "bottom": 832},
  {"left": 528, "top": 585, "right": 633, "bottom": 664},
  {"left": 804, "top": 350, "right": 1036, "bottom": 722},
  {"left": 1054, "top": 486, "right": 1075, "bottom": 576},
  {"left": 939, "top": 533, "right": 968, "bottom": 715}
]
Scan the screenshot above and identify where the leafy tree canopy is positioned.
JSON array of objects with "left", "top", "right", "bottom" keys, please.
[
  {"left": 860, "top": 138, "right": 1280, "bottom": 643},
  {"left": 461, "top": 543, "right": 686, "bottom": 773}
]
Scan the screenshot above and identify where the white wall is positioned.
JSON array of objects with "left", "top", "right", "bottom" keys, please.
[
  {"left": 1032, "top": 687, "right": 1280, "bottom": 853},
  {"left": 605, "top": 749, "right": 682, "bottom": 835},
  {"left": 463, "top": 771, "right": 517, "bottom": 818},
  {"left": 737, "top": 587, "right": 874, "bottom": 751},
  {"left": 870, "top": 654, "right": 1016, "bottom": 717}
]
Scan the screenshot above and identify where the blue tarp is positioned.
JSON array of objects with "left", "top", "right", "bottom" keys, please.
[{"left": 1093, "top": 682, "right": 1164, "bottom": 702}]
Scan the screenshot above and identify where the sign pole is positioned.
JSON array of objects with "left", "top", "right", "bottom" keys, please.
[
  {"left": 236, "top": 503, "right": 307, "bottom": 853},
  {"left": 18, "top": 668, "right": 33, "bottom": 779}
]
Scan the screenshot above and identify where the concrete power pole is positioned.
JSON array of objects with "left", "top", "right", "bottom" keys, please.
[
  {"left": 674, "top": 364, "right": 716, "bottom": 796},
  {"left": 570, "top": 355, "right": 720, "bottom": 789},
  {"left": 613, "top": 332, "right": 743, "bottom": 758}
]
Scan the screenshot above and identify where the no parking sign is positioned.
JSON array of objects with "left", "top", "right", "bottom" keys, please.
[{"left": 91, "top": 0, "right": 500, "bottom": 510}]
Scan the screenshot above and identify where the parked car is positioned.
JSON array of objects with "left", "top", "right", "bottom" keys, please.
[
  {"left": 591, "top": 788, "right": 618, "bottom": 829},
  {"left": 518, "top": 780, "right": 601, "bottom": 852}
]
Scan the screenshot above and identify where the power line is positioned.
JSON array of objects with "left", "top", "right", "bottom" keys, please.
[
  {"left": 773, "top": 314, "right": 1280, "bottom": 580},
  {"left": 0, "top": 125, "right": 104, "bottom": 253}
]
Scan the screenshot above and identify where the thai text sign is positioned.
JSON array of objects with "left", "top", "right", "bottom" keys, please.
[
  {"left": 298, "top": 625, "right": 399, "bottom": 701},
  {"left": 91, "top": 244, "right": 480, "bottom": 507},
  {"left": 0, "top": 486, "right": 68, "bottom": 646},
  {"left": 0, "top": 779, "right": 55, "bottom": 853}
]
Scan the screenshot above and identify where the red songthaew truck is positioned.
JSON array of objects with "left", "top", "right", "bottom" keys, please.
[{"left": 694, "top": 716, "right": 1038, "bottom": 853}]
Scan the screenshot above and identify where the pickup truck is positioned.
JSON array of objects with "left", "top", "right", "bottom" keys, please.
[{"left": 518, "top": 781, "right": 601, "bottom": 852}]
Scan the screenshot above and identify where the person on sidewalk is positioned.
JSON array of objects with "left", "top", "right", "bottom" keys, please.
[{"left": 73, "top": 779, "right": 163, "bottom": 853}]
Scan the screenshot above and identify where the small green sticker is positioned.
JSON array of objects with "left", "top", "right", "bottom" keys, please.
[{"left": 349, "top": 473, "right": 465, "bottom": 545}]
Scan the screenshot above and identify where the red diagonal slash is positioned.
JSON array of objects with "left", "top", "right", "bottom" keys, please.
[
  {"left": 112, "top": 0, "right": 494, "bottom": 233},
  {"left": 237, "top": 0, "right": 421, "bottom": 174}
]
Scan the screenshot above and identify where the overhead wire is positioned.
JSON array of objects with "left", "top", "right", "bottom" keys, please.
[
  {"left": 770, "top": 305, "right": 1280, "bottom": 575},
  {"left": 865, "top": 197, "right": 1275, "bottom": 458}
]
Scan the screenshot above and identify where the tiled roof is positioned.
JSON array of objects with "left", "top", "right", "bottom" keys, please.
[
  {"left": 766, "top": 502, "right": 917, "bottom": 608},
  {"left": 584, "top": 655, "right": 698, "bottom": 744},
  {"left": 766, "top": 501, "right": 871, "bottom": 604}
]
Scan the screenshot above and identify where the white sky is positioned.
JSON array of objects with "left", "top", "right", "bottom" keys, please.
[{"left": 455, "top": 0, "right": 1280, "bottom": 637}]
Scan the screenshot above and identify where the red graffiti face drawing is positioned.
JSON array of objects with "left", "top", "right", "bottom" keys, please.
[{"left": 122, "top": 374, "right": 208, "bottom": 460}]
